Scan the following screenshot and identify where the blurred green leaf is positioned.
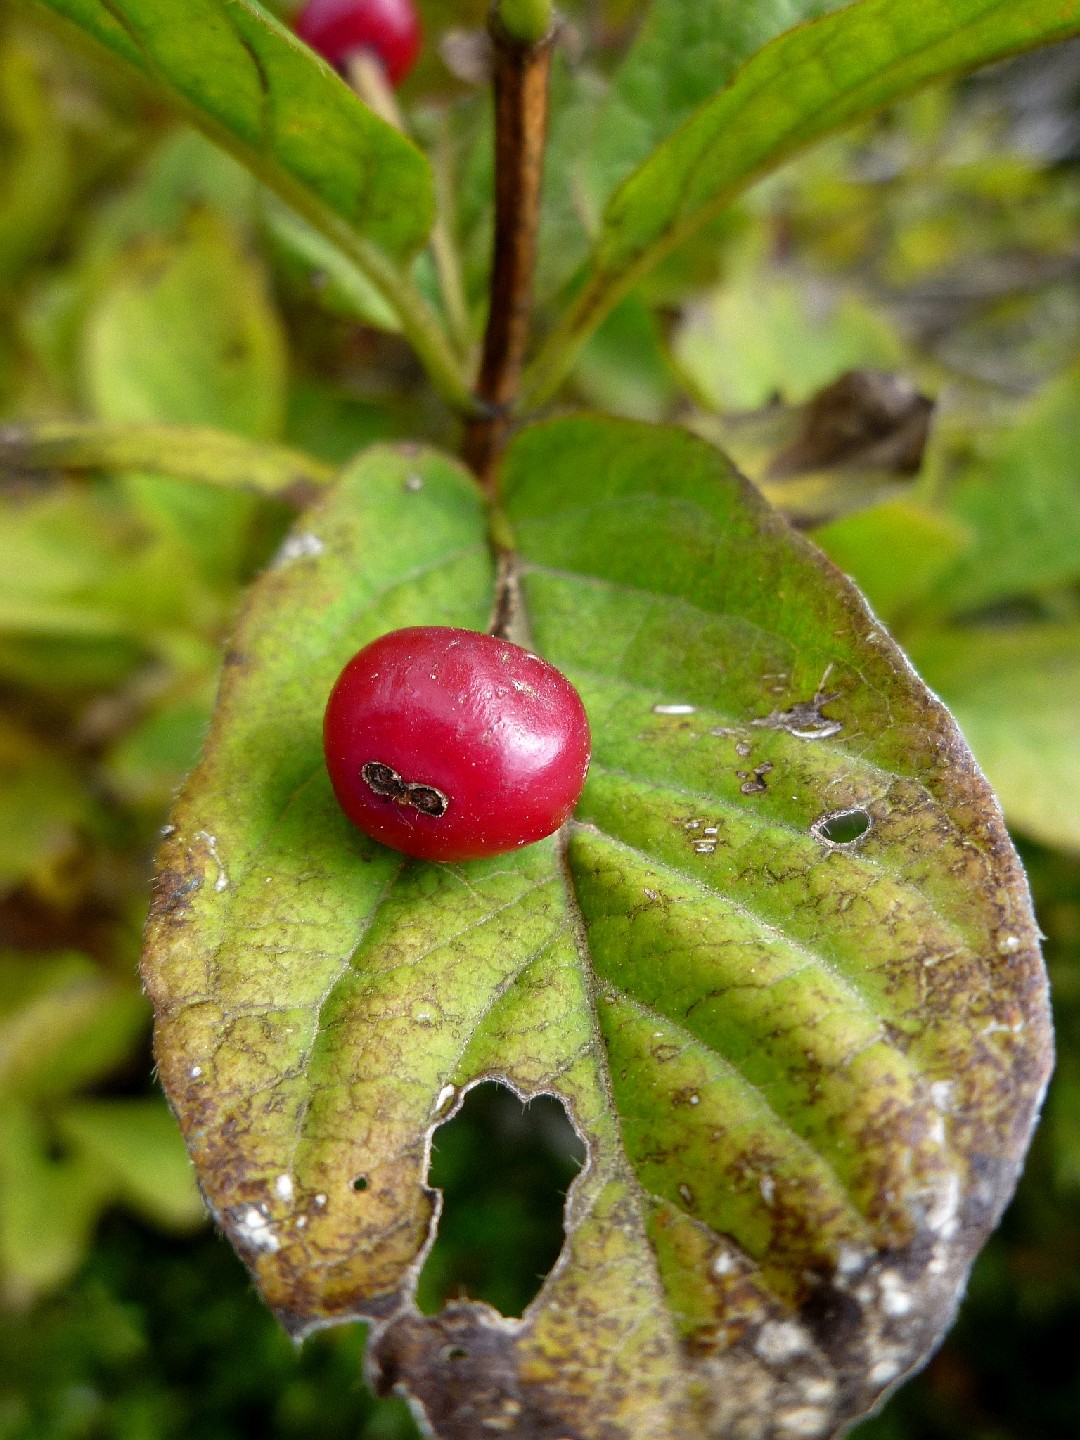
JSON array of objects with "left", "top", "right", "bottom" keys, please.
[
  {"left": 0, "top": 720, "right": 93, "bottom": 905},
  {"left": 103, "top": 691, "right": 213, "bottom": 812},
  {"left": 0, "top": 633, "right": 146, "bottom": 695},
  {"left": 283, "top": 380, "right": 408, "bottom": 467},
  {"left": 0, "top": 486, "right": 225, "bottom": 674},
  {"left": 0, "top": 35, "right": 73, "bottom": 286},
  {"left": 85, "top": 127, "right": 260, "bottom": 259},
  {"left": 933, "top": 366, "right": 1080, "bottom": 613},
  {"left": 57, "top": 1099, "right": 205, "bottom": 1232},
  {"left": 0, "top": 1102, "right": 112, "bottom": 1306},
  {"left": 82, "top": 210, "right": 289, "bottom": 585},
  {"left": 815, "top": 499, "right": 971, "bottom": 624},
  {"left": 572, "top": 293, "right": 678, "bottom": 421},
  {"left": 534, "top": 59, "right": 607, "bottom": 305},
  {"left": 0, "top": 952, "right": 148, "bottom": 1100},
  {"left": 143, "top": 425, "right": 1048, "bottom": 1437},
  {"left": 674, "top": 272, "right": 905, "bottom": 412},
  {"left": 909, "top": 624, "right": 1080, "bottom": 854},
  {"left": 83, "top": 211, "right": 287, "bottom": 440}
]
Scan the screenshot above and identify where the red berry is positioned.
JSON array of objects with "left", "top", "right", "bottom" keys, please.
[
  {"left": 323, "top": 627, "right": 591, "bottom": 863},
  {"left": 295, "top": 0, "right": 422, "bottom": 87}
]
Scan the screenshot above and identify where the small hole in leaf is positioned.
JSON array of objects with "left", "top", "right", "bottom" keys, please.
[
  {"left": 351, "top": 1175, "right": 368, "bottom": 1192},
  {"left": 444, "top": 1346, "right": 469, "bottom": 1362},
  {"left": 417, "top": 1081, "right": 586, "bottom": 1319},
  {"left": 813, "top": 808, "right": 872, "bottom": 846}
]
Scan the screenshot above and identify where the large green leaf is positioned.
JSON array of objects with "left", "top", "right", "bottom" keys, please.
[
  {"left": 29, "top": 0, "right": 432, "bottom": 262},
  {"left": 143, "top": 424, "right": 1049, "bottom": 1439},
  {"left": 525, "top": 0, "right": 1080, "bottom": 405}
]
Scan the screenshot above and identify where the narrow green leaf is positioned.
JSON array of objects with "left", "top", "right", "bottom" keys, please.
[
  {"left": 603, "top": 0, "right": 1080, "bottom": 277},
  {"left": 261, "top": 196, "right": 403, "bottom": 333},
  {"left": 30, "top": 0, "right": 433, "bottom": 261},
  {"left": 526, "top": 0, "right": 1080, "bottom": 406},
  {"left": 0, "top": 421, "right": 335, "bottom": 502},
  {"left": 143, "top": 423, "right": 1049, "bottom": 1438},
  {"left": 584, "top": 0, "right": 851, "bottom": 216}
]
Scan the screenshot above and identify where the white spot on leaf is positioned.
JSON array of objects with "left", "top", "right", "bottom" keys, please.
[
  {"left": 235, "top": 1206, "right": 280, "bottom": 1253},
  {"left": 776, "top": 1407, "right": 831, "bottom": 1437},
  {"left": 196, "top": 831, "right": 228, "bottom": 892},
  {"left": 756, "top": 1320, "right": 811, "bottom": 1364},
  {"left": 274, "top": 532, "right": 324, "bottom": 566}
]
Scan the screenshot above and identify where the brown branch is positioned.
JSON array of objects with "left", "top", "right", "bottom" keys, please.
[{"left": 462, "top": 13, "right": 555, "bottom": 493}]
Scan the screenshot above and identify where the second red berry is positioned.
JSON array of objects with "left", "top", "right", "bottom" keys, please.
[{"left": 295, "top": 0, "right": 422, "bottom": 87}]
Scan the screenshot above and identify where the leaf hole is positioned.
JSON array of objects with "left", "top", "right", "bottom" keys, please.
[
  {"left": 416, "top": 1081, "right": 586, "bottom": 1319},
  {"left": 443, "top": 1346, "right": 469, "bottom": 1362},
  {"left": 351, "top": 1175, "right": 368, "bottom": 1192},
  {"left": 812, "top": 808, "right": 872, "bottom": 846}
]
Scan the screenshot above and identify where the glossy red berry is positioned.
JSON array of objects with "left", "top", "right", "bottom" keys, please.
[
  {"left": 323, "top": 627, "right": 591, "bottom": 863},
  {"left": 295, "top": 0, "right": 422, "bottom": 87}
]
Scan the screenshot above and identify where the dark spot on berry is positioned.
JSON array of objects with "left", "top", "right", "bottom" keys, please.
[
  {"left": 362, "top": 761, "right": 407, "bottom": 800},
  {"left": 407, "top": 784, "right": 449, "bottom": 818},
  {"left": 361, "top": 762, "right": 448, "bottom": 817}
]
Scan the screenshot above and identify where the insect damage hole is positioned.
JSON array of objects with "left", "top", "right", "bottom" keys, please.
[
  {"left": 416, "top": 1081, "right": 586, "bottom": 1319},
  {"left": 812, "top": 808, "right": 873, "bottom": 846}
]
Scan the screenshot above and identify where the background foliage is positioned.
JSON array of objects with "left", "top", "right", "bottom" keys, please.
[{"left": 0, "top": 0, "right": 1078, "bottom": 1435}]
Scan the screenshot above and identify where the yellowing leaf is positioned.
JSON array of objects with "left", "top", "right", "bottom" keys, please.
[{"left": 143, "top": 424, "right": 1050, "bottom": 1438}]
